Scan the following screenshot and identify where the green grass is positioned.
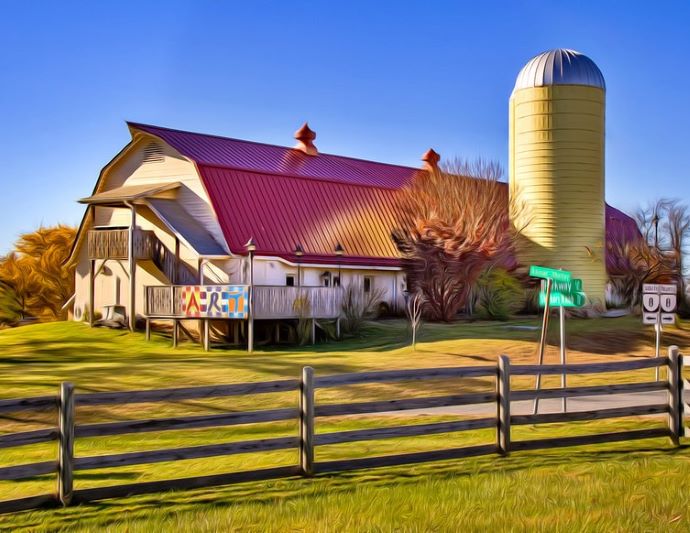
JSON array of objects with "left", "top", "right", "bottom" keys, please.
[
  {"left": 2, "top": 420, "right": 689, "bottom": 531},
  {"left": 0, "top": 318, "right": 688, "bottom": 531}
]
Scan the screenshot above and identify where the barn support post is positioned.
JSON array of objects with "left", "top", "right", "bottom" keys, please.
[
  {"left": 57, "top": 382, "right": 75, "bottom": 506},
  {"left": 88, "top": 259, "right": 95, "bottom": 326},
  {"left": 299, "top": 366, "right": 315, "bottom": 476},
  {"left": 246, "top": 245, "right": 255, "bottom": 354},
  {"left": 173, "top": 319, "right": 179, "bottom": 348},
  {"left": 174, "top": 237, "right": 180, "bottom": 284},
  {"left": 203, "top": 319, "right": 210, "bottom": 352},
  {"left": 126, "top": 202, "right": 137, "bottom": 331}
]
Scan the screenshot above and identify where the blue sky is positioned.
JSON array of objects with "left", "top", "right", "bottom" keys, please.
[{"left": 1, "top": 0, "right": 688, "bottom": 253}]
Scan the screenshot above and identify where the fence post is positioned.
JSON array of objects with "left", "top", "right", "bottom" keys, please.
[
  {"left": 300, "top": 366, "right": 315, "bottom": 476},
  {"left": 667, "top": 346, "right": 681, "bottom": 445},
  {"left": 57, "top": 382, "right": 75, "bottom": 506},
  {"left": 498, "top": 355, "right": 511, "bottom": 455},
  {"left": 680, "top": 351, "right": 686, "bottom": 439}
]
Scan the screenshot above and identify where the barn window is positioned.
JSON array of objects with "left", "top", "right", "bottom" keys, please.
[
  {"left": 363, "top": 276, "right": 372, "bottom": 293},
  {"left": 142, "top": 142, "right": 164, "bottom": 163},
  {"left": 286, "top": 275, "right": 295, "bottom": 287}
]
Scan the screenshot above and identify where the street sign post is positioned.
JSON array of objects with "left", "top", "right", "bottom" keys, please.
[
  {"left": 642, "top": 283, "right": 677, "bottom": 380},
  {"left": 530, "top": 266, "right": 585, "bottom": 413}
]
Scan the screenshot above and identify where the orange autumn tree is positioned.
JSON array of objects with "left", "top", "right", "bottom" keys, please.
[
  {"left": 392, "top": 158, "right": 521, "bottom": 322},
  {"left": 0, "top": 225, "right": 77, "bottom": 324}
]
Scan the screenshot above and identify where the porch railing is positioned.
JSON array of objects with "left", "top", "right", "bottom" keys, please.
[
  {"left": 145, "top": 285, "right": 343, "bottom": 319},
  {"left": 87, "top": 229, "right": 156, "bottom": 260},
  {"left": 88, "top": 229, "right": 197, "bottom": 285},
  {"left": 254, "top": 286, "right": 342, "bottom": 319}
]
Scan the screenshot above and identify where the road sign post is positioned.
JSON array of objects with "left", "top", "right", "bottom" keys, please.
[
  {"left": 530, "top": 266, "right": 586, "bottom": 414},
  {"left": 559, "top": 304, "right": 566, "bottom": 412},
  {"left": 533, "top": 278, "right": 552, "bottom": 415}
]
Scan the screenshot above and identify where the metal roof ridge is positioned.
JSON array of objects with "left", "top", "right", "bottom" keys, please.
[
  {"left": 196, "top": 162, "right": 409, "bottom": 191},
  {"left": 127, "top": 121, "right": 423, "bottom": 173}
]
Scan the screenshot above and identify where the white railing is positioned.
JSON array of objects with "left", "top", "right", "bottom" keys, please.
[{"left": 145, "top": 285, "right": 343, "bottom": 319}]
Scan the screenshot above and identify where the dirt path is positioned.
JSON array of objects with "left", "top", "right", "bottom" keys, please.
[{"left": 396, "top": 389, "right": 688, "bottom": 417}]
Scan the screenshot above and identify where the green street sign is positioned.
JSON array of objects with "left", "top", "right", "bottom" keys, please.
[
  {"left": 539, "top": 291, "right": 586, "bottom": 308},
  {"left": 544, "top": 278, "right": 583, "bottom": 294},
  {"left": 529, "top": 265, "right": 571, "bottom": 283}
]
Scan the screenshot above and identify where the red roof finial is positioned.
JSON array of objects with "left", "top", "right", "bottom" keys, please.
[
  {"left": 421, "top": 148, "right": 440, "bottom": 172},
  {"left": 294, "top": 122, "right": 318, "bottom": 156}
]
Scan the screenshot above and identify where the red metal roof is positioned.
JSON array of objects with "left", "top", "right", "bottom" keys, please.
[
  {"left": 128, "top": 122, "right": 640, "bottom": 268},
  {"left": 199, "top": 165, "right": 407, "bottom": 266}
]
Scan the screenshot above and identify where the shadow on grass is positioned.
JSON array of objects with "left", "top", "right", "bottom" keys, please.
[{"left": 9, "top": 439, "right": 689, "bottom": 530}]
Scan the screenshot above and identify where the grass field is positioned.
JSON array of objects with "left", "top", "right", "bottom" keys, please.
[{"left": 0, "top": 318, "right": 688, "bottom": 531}]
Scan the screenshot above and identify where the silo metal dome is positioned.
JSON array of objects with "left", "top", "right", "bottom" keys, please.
[{"left": 514, "top": 48, "right": 605, "bottom": 91}]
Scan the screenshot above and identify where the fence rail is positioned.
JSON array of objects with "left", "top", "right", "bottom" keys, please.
[{"left": 0, "top": 348, "right": 686, "bottom": 515}]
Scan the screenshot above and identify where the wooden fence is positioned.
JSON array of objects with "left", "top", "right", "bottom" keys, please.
[{"left": 0, "top": 347, "right": 686, "bottom": 515}]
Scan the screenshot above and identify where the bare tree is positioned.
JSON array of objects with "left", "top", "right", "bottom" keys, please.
[
  {"left": 666, "top": 201, "right": 690, "bottom": 276},
  {"left": 634, "top": 199, "right": 689, "bottom": 313},
  {"left": 607, "top": 239, "right": 677, "bottom": 311},
  {"left": 405, "top": 291, "right": 426, "bottom": 350},
  {"left": 444, "top": 156, "right": 505, "bottom": 182},
  {"left": 392, "top": 158, "right": 523, "bottom": 322},
  {"left": 636, "top": 199, "right": 673, "bottom": 249}
]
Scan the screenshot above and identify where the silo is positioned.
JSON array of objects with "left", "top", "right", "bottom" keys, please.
[{"left": 509, "top": 49, "right": 607, "bottom": 305}]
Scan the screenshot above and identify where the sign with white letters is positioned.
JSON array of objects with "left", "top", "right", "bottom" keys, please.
[{"left": 643, "top": 284, "right": 676, "bottom": 295}]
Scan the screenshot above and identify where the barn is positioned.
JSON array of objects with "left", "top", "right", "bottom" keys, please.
[{"left": 67, "top": 121, "right": 639, "bottom": 348}]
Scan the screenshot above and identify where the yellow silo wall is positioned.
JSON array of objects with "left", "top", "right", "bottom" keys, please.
[{"left": 509, "top": 85, "right": 607, "bottom": 305}]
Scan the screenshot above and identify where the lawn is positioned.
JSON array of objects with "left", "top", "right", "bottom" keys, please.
[{"left": 0, "top": 318, "right": 688, "bottom": 531}]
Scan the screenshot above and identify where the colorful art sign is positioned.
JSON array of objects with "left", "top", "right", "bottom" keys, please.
[{"left": 180, "top": 285, "right": 249, "bottom": 319}]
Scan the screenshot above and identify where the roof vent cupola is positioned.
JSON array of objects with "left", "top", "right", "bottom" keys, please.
[
  {"left": 421, "top": 148, "right": 440, "bottom": 172},
  {"left": 294, "top": 123, "right": 318, "bottom": 156}
]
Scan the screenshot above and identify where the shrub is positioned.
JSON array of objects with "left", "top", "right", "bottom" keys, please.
[
  {"left": 341, "top": 278, "right": 385, "bottom": 336},
  {"left": 293, "top": 294, "right": 312, "bottom": 346},
  {"left": 475, "top": 268, "right": 524, "bottom": 321}
]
